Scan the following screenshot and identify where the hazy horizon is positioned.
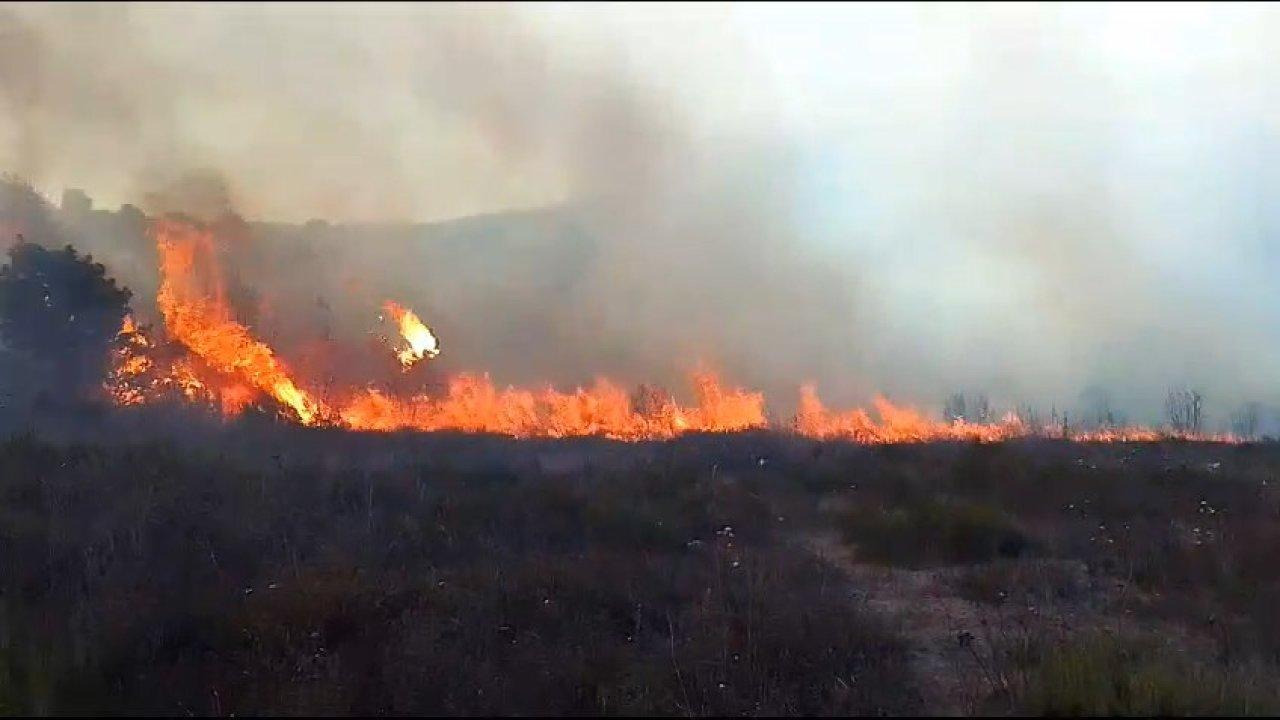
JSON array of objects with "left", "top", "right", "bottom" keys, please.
[{"left": 4, "top": 2, "right": 1279, "bottom": 426}]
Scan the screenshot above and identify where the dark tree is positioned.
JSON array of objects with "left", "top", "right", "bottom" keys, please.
[
  {"left": 969, "top": 393, "right": 991, "bottom": 424},
  {"left": 0, "top": 239, "right": 132, "bottom": 396},
  {"left": 1230, "top": 402, "right": 1261, "bottom": 440},
  {"left": 1078, "top": 385, "right": 1117, "bottom": 429},
  {"left": 1164, "top": 387, "right": 1204, "bottom": 434},
  {"left": 0, "top": 176, "right": 61, "bottom": 242},
  {"left": 1015, "top": 403, "right": 1041, "bottom": 432},
  {"left": 944, "top": 392, "right": 990, "bottom": 423}
]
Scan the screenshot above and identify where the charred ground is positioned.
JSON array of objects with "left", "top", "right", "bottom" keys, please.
[{"left": 1, "top": 421, "right": 1278, "bottom": 716}]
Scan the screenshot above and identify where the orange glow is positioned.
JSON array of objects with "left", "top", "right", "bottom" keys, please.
[
  {"left": 383, "top": 300, "right": 440, "bottom": 370},
  {"left": 152, "top": 218, "right": 325, "bottom": 424},
  {"left": 337, "top": 371, "right": 765, "bottom": 440},
  {"left": 105, "top": 315, "right": 154, "bottom": 406},
  {"left": 794, "top": 384, "right": 1025, "bottom": 443},
  {"left": 105, "top": 314, "right": 221, "bottom": 409},
  {"left": 109, "top": 217, "right": 1239, "bottom": 444},
  {"left": 793, "top": 383, "right": 1237, "bottom": 444}
]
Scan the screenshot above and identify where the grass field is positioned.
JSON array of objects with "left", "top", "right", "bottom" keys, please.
[{"left": 1, "top": 419, "right": 1278, "bottom": 715}]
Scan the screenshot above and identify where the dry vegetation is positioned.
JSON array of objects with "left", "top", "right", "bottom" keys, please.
[{"left": 0, "top": 422, "right": 1278, "bottom": 715}]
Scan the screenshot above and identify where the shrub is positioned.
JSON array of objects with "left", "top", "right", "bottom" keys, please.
[
  {"left": 0, "top": 435, "right": 920, "bottom": 715},
  {"left": 1017, "top": 634, "right": 1280, "bottom": 716},
  {"left": 840, "top": 497, "right": 1033, "bottom": 567},
  {"left": 953, "top": 558, "right": 1089, "bottom": 607}
]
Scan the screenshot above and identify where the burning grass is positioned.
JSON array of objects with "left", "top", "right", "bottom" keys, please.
[{"left": 102, "top": 217, "right": 1243, "bottom": 445}]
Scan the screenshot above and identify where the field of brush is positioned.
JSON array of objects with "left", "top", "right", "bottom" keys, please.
[{"left": 1, "top": 414, "right": 1279, "bottom": 715}]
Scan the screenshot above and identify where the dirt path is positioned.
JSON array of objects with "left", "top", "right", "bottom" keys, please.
[{"left": 805, "top": 532, "right": 1101, "bottom": 715}]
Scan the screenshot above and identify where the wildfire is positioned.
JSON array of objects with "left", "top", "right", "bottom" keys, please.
[
  {"left": 383, "top": 300, "right": 440, "bottom": 370},
  {"left": 793, "top": 384, "right": 1029, "bottom": 443},
  {"left": 105, "top": 313, "right": 221, "bottom": 408},
  {"left": 151, "top": 218, "right": 326, "bottom": 424},
  {"left": 106, "top": 216, "right": 1240, "bottom": 444},
  {"left": 337, "top": 371, "right": 765, "bottom": 440},
  {"left": 105, "top": 315, "right": 154, "bottom": 406}
]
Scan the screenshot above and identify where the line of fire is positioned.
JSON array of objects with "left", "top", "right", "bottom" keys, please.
[{"left": 71, "top": 214, "right": 1232, "bottom": 444}]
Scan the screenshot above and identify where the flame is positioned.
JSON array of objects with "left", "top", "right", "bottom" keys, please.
[
  {"left": 337, "top": 371, "right": 765, "bottom": 440},
  {"left": 794, "top": 384, "right": 1027, "bottom": 443},
  {"left": 105, "top": 315, "right": 154, "bottom": 406},
  {"left": 152, "top": 219, "right": 325, "bottom": 424},
  {"left": 105, "top": 314, "right": 220, "bottom": 408},
  {"left": 383, "top": 300, "right": 440, "bottom": 369},
  {"left": 793, "top": 383, "right": 1238, "bottom": 444},
  {"left": 106, "top": 217, "right": 1239, "bottom": 444}
]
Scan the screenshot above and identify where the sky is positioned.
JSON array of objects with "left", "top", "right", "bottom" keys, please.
[{"left": 2, "top": 2, "right": 1279, "bottom": 423}]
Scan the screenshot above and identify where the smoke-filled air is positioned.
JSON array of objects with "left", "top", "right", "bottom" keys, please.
[
  {"left": 13, "top": 5, "right": 1280, "bottom": 718},
  {"left": 2, "top": 2, "right": 1278, "bottom": 438}
]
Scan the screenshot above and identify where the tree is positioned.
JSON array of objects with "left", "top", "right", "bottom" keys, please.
[
  {"left": 944, "top": 392, "right": 990, "bottom": 423},
  {"left": 1015, "top": 403, "right": 1042, "bottom": 433},
  {"left": 1164, "top": 388, "right": 1204, "bottom": 434},
  {"left": 1078, "top": 385, "right": 1117, "bottom": 429},
  {"left": 0, "top": 177, "right": 60, "bottom": 242},
  {"left": 1230, "top": 402, "right": 1260, "bottom": 440},
  {"left": 969, "top": 393, "right": 991, "bottom": 424},
  {"left": 0, "top": 239, "right": 132, "bottom": 397}
]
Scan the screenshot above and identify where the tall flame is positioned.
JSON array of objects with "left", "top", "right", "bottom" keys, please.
[{"left": 152, "top": 219, "right": 325, "bottom": 424}]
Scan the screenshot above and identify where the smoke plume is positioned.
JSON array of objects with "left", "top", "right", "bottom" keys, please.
[{"left": 3, "top": 3, "right": 1279, "bottom": 427}]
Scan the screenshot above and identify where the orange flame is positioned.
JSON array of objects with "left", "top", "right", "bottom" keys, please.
[
  {"left": 152, "top": 218, "right": 325, "bottom": 424},
  {"left": 105, "top": 315, "right": 154, "bottom": 406},
  {"left": 337, "top": 371, "right": 765, "bottom": 440},
  {"left": 383, "top": 300, "right": 440, "bottom": 370},
  {"left": 105, "top": 314, "right": 222, "bottom": 408},
  {"left": 107, "top": 217, "right": 1240, "bottom": 444},
  {"left": 794, "top": 384, "right": 1026, "bottom": 443}
]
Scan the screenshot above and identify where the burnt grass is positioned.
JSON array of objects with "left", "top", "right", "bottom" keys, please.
[{"left": 1, "top": 417, "right": 1280, "bottom": 715}]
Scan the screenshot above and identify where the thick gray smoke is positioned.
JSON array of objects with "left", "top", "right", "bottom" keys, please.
[{"left": 2, "top": 3, "right": 1278, "bottom": 428}]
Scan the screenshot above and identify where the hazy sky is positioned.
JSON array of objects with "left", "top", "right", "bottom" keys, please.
[{"left": 3, "top": 2, "right": 1279, "bottom": 421}]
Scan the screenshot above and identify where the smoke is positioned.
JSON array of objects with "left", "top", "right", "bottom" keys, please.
[
  {"left": 798, "top": 3, "right": 1280, "bottom": 422},
  {"left": 2, "top": 3, "right": 1279, "bottom": 425},
  {"left": 0, "top": 2, "right": 687, "bottom": 221}
]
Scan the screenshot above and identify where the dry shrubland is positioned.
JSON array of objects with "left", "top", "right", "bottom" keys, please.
[{"left": 0, "top": 423, "right": 1277, "bottom": 715}]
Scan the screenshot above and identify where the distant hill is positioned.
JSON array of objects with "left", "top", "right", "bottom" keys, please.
[{"left": 5, "top": 181, "right": 631, "bottom": 389}]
